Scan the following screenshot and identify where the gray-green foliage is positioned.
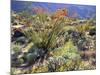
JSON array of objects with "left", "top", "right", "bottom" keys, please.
[
  {"left": 23, "top": 16, "right": 66, "bottom": 51},
  {"left": 47, "top": 39, "right": 81, "bottom": 72},
  {"left": 11, "top": 43, "right": 21, "bottom": 53},
  {"left": 65, "top": 39, "right": 81, "bottom": 59},
  {"left": 52, "top": 39, "right": 80, "bottom": 60}
]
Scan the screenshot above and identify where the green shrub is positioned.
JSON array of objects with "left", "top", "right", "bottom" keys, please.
[
  {"left": 11, "top": 43, "right": 21, "bottom": 53},
  {"left": 52, "top": 39, "right": 80, "bottom": 59}
]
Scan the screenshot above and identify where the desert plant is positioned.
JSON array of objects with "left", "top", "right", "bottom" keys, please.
[
  {"left": 52, "top": 39, "right": 80, "bottom": 59},
  {"left": 23, "top": 16, "right": 66, "bottom": 52},
  {"left": 48, "top": 39, "right": 81, "bottom": 71},
  {"left": 31, "top": 64, "right": 48, "bottom": 73},
  {"left": 11, "top": 68, "right": 22, "bottom": 75},
  {"left": 11, "top": 43, "right": 21, "bottom": 54}
]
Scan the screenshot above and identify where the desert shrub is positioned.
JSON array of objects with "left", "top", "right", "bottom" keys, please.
[
  {"left": 52, "top": 39, "right": 80, "bottom": 59},
  {"left": 79, "top": 60, "right": 96, "bottom": 70},
  {"left": 26, "top": 52, "right": 37, "bottom": 64},
  {"left": 67, "top": 30, "right": 89, "bottom": 51},
  {"left": 31, "top": 65, "right": 48, "bottom": 73},
  {"left": 47, "top": 56, "right": 81, "bottom": 72},
  {"left": 11, "top": 43, "right": 21, "bottom": 53},
  {"left": 47, "top": 56, "right": 66, "bottom": 72},
  {"left": 67, "top": 59, "right": 81, "bottom": 70},
  {"left": 48, "top": 40, "right": 81, "bottom": 71},
  {"left": 57, "top": 59, "right": 81, "bottom": 71},
  {"left": 23, "top": 28, "right": 42, "bottom": 46},
  {"left": 76, "top": 24, "right": 91, "bottom": 33},
  {"left": 11, "top": 68, "right": 22, "bottom": 75},
  {"left": 23, "top": 16, "right": 66, "bottom": 53},
  {"left": 15, "top": 16, "right": 68, "bottom": 70},
  {"left": 65, "top": 40, "right": 80, "bottom": 59}
]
